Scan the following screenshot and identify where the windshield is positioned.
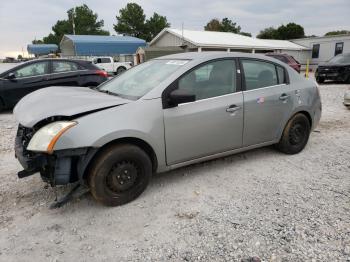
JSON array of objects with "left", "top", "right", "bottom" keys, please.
[
  {"left": 98, "top": 59, "right": 189, "bottom": 99},
  {"left": 328, "top": 54, "right": 350, "bottom": 64}
]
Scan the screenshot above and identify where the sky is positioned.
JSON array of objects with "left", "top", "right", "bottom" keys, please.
[{"left": 0, "top": 0, "right": 349, "bottom": 58}]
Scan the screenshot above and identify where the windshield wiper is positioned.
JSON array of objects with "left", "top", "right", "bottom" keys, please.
[{"left": 96, "top": 89, "right": 121, "bottom": 97}]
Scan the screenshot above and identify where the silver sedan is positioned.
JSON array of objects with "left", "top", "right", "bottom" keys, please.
[{"left": 14, "top": 52, "right": 322, "bottom": 206}]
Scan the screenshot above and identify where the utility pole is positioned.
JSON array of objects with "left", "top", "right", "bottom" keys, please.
[{"left": 72, "top": 7, "right": 76, "bottom": 35}]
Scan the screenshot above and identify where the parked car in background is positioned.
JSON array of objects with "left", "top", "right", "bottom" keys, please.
[
  {"left": 0, "top": 58, "right": 108, "bottom": 111},
  {"left": 92, "top": 56, "right": 132, "bottom": 75},
  {"left": 344, "top": 90, "right": 350, "bottom": 108},
  {"left": 14, "top": 52, "right": 321, "bottom": 207},
  {"left": 315, "top": 53, "right": 350, "bottom": 84},
  {"left": 266, "top": 53, "right": 301, "bottom": 73}
]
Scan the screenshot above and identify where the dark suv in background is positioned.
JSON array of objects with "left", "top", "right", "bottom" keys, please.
[
  {"left": 266, "top": 53, "right": 301, "bottom": 73},
  {"left": 0, "top": 58, "right": 108, "bottom": 111},
  {"left": 315, "top": 53, "right": 350, "bottom": 84}
]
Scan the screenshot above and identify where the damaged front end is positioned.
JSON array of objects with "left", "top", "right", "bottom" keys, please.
[{"left": 15, "top": 124, "right": 96, "bottom": 186}]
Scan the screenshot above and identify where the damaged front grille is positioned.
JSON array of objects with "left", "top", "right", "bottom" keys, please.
[{"left": 16, "top": 125, "right": 35, "bottom": 157}]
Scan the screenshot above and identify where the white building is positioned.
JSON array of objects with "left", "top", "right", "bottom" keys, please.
[
  {"left": 149, "top": 28, "right": 309, "bottom": 54},
  {"left": 291, "top": 34, "right": 350, "bottom": 69}
]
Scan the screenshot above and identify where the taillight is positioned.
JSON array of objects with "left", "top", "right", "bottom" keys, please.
[{"left": 95, "top": 70, "right": 108, "bottom": 78}]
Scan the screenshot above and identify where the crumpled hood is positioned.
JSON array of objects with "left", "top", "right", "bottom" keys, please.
[{"left": 14, "top": 86, "right": 130, "bottom": 127}]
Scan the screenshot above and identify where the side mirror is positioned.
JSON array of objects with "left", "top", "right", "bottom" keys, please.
[
  {"left": 168, "top": 89, "right": 195, "bottom": 106},
  {"left": 7, "top": 73, "right": 16, "bottom": 80}
]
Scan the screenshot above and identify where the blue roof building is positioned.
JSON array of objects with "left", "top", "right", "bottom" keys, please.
[
  {"left": 27, "top": 44, "right": 58, "bottom": 56},
  {"left": 60, "top": 35, "right": 146, "bottom": 57}
]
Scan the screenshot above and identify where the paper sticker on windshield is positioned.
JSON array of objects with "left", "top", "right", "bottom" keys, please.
[{"left": 166, "top": 60, "right": 188, "bottom": 66}]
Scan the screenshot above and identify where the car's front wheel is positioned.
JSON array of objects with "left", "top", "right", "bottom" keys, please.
[
  {"left": 88, "top": 144, "right": 152, "bottom": 206},
  {"left": 276, "top": 113, "right": 311, "bottom": 154},
  {"left": 315, "top": 70, "right": 325, "bottom": 84}
]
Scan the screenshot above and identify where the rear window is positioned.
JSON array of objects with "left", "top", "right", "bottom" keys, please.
[{"left": 271, "top": 55, "right": 289, "bottom": 63}]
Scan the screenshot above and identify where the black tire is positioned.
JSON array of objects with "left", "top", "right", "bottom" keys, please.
[
  {"left": 316, "top": 76, "right": 325, "bottom": 84},
  {"left": 276, "top": 114, "right": 311, "bottom": 154},
  {"left": 88, "top": 144, "right": 152, "bottom": 206},
  {"left": 315, "top": 70, "right": 325, "bottom": 84},
  {"left": 116, "top": 67, "right": 126, "bottom": 75},
  {"left": 0, "top": 98, "right": 4, "bottom": 113}
]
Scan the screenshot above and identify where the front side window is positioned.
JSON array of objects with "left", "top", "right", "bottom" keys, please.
[
  {"left": 178, "top": 59, "right": 236, "bottom": 100},
  {"left": 98, "top": 59, "right": 188, "bottom": 99},
  {"left": 241, "top": 60, "right": 278, "bottom": 90},
  {"left": 312, "top": 44, "right": 320, "bottom": 58},
  {"left": 335, "top": 42, "right": 344, "bottom": 56},
  {"left": 13, "top": 62, "right": 49, "bottom": 78},
  {"left": 52, "top": 61, "right": 78, "bottom": 73}
]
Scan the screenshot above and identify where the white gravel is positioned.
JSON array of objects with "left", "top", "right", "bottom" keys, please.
[{"left": 0, "top": 75, "right": 349, "bottom": 261}]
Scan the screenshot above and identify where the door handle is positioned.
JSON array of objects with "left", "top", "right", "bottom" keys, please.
[
  {"left": 226, "top": 105, "right": 241, "bottom": 113},
  {"left": 279, "top": 94, "right": 289, "bottom": 100}
]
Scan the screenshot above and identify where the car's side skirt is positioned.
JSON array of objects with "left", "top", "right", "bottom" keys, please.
[{"left": 160, "top": 140, "right": 277, "bottom": 173}]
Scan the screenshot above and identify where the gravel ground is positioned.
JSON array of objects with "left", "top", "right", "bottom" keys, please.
[{"left": 0, "top": 75, "right": 349, "bottom": 262}]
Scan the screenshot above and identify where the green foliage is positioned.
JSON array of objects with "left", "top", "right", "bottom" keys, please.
[
  {"left": 145, "top": 13, "right": 170, "bottom": 42},
  {"left": 325, "top": 30, "right": 350, "bottom": 36},
  {"left": 204, "top": 18, "right": 251, "bottom": 37},
  {"left": 256, "top": 27, "right": 278, "bottom": 39},
  {"left": 114, "top": 3, "right": 147, "bottom": 39},
  {"left": 33, "top": 4, "right": 109, "bottom": 45},
  {"left": 257, "top": 23, "right": 305, "bottom": 40},
  {"left": 114, "top": 3, "right": 170, "bottom": 42}
]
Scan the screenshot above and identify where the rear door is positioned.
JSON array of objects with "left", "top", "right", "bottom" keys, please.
[
  {"left": 1, "top": 61, "right": 50, "bottom": 105},
  {"left": 50, "top": 60, "right": 81, "bottom": 86},
  {"left": 163, "top": 59, "right": 244, "bottom": 165},
  {"left": 240, "top": 58, "right": 294, "bottom": 146}
]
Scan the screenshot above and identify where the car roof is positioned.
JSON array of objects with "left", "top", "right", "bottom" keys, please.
[{"left": 156, "top": 51, "right": 287, "bottom": 66}]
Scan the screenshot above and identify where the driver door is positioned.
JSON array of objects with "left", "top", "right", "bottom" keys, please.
[
  {"left": 163, "top": 59, "right": 244, "bottom": 165},
  {"left": 2, "top": 61, "right": 50, "bottom": 105}
]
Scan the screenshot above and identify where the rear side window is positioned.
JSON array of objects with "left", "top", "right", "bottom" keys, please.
[
  {"left": 276, "top": 66, "right": 286, "bottom": 84},
  {"left": 273, "top": 55, "right": 289, "bottom": 63},
  {"left": 95, "top": 58, "right": 111, "bottom": 64},
  {"left": 52, "top": 61, "right": 78, "bottom": 73},
  {"left": 241, "top": 60, "right": 278, "bottom": 90}
]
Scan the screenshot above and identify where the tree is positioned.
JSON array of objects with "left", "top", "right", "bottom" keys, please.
[
  {"left": 239, "top": 32, "right": 252, "bottom": 37},
  {"left": 33, "top": 4, "right": 109, "bottom": 45},
  {"left": 256, "top": 27, "right": 278, "bottom": 39},
  {"left": 257, "top": 23, "right": 305, "bottom": 40},
  {"left": 221, "top": 18, "right": 241, "bottom": 33},
  {"left": 204, "top": 19, "right": 222, "bottom": 31},
  {"left": 204, "top": 18, "right": 251, "bottom": 36},
  {"left": 276, "top": 23, "right": 305, "bottom": 39},
  {"left": 17, "top": 54, "right": 23, "bottom": 60},
  {"left": 145, "top": 13, "right": 170, "bottom": 41},
  {"left": 325, "top": 30, "right": 350, "bottom": 36},
  {"left": 32, "top": 39, "right": 43, "bottom": 44},
  {"left": 114, "top": 3, "right": 147, "bottom": 39}
]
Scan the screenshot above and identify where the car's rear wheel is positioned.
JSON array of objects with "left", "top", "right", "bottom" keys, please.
[
  {"left": 276, "top": 113, "right": 311, "bottom": 154},
  {"left": 88, "top": 144, "right": 152, "bottom": 206}
]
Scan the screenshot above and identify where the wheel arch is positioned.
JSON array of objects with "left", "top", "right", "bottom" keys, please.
[
  {"left": 278, "top": 110, "right": 313, "bottom": 141},
  {"left": 80, "top": 137, "right": 158, "bottom": 180}
]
